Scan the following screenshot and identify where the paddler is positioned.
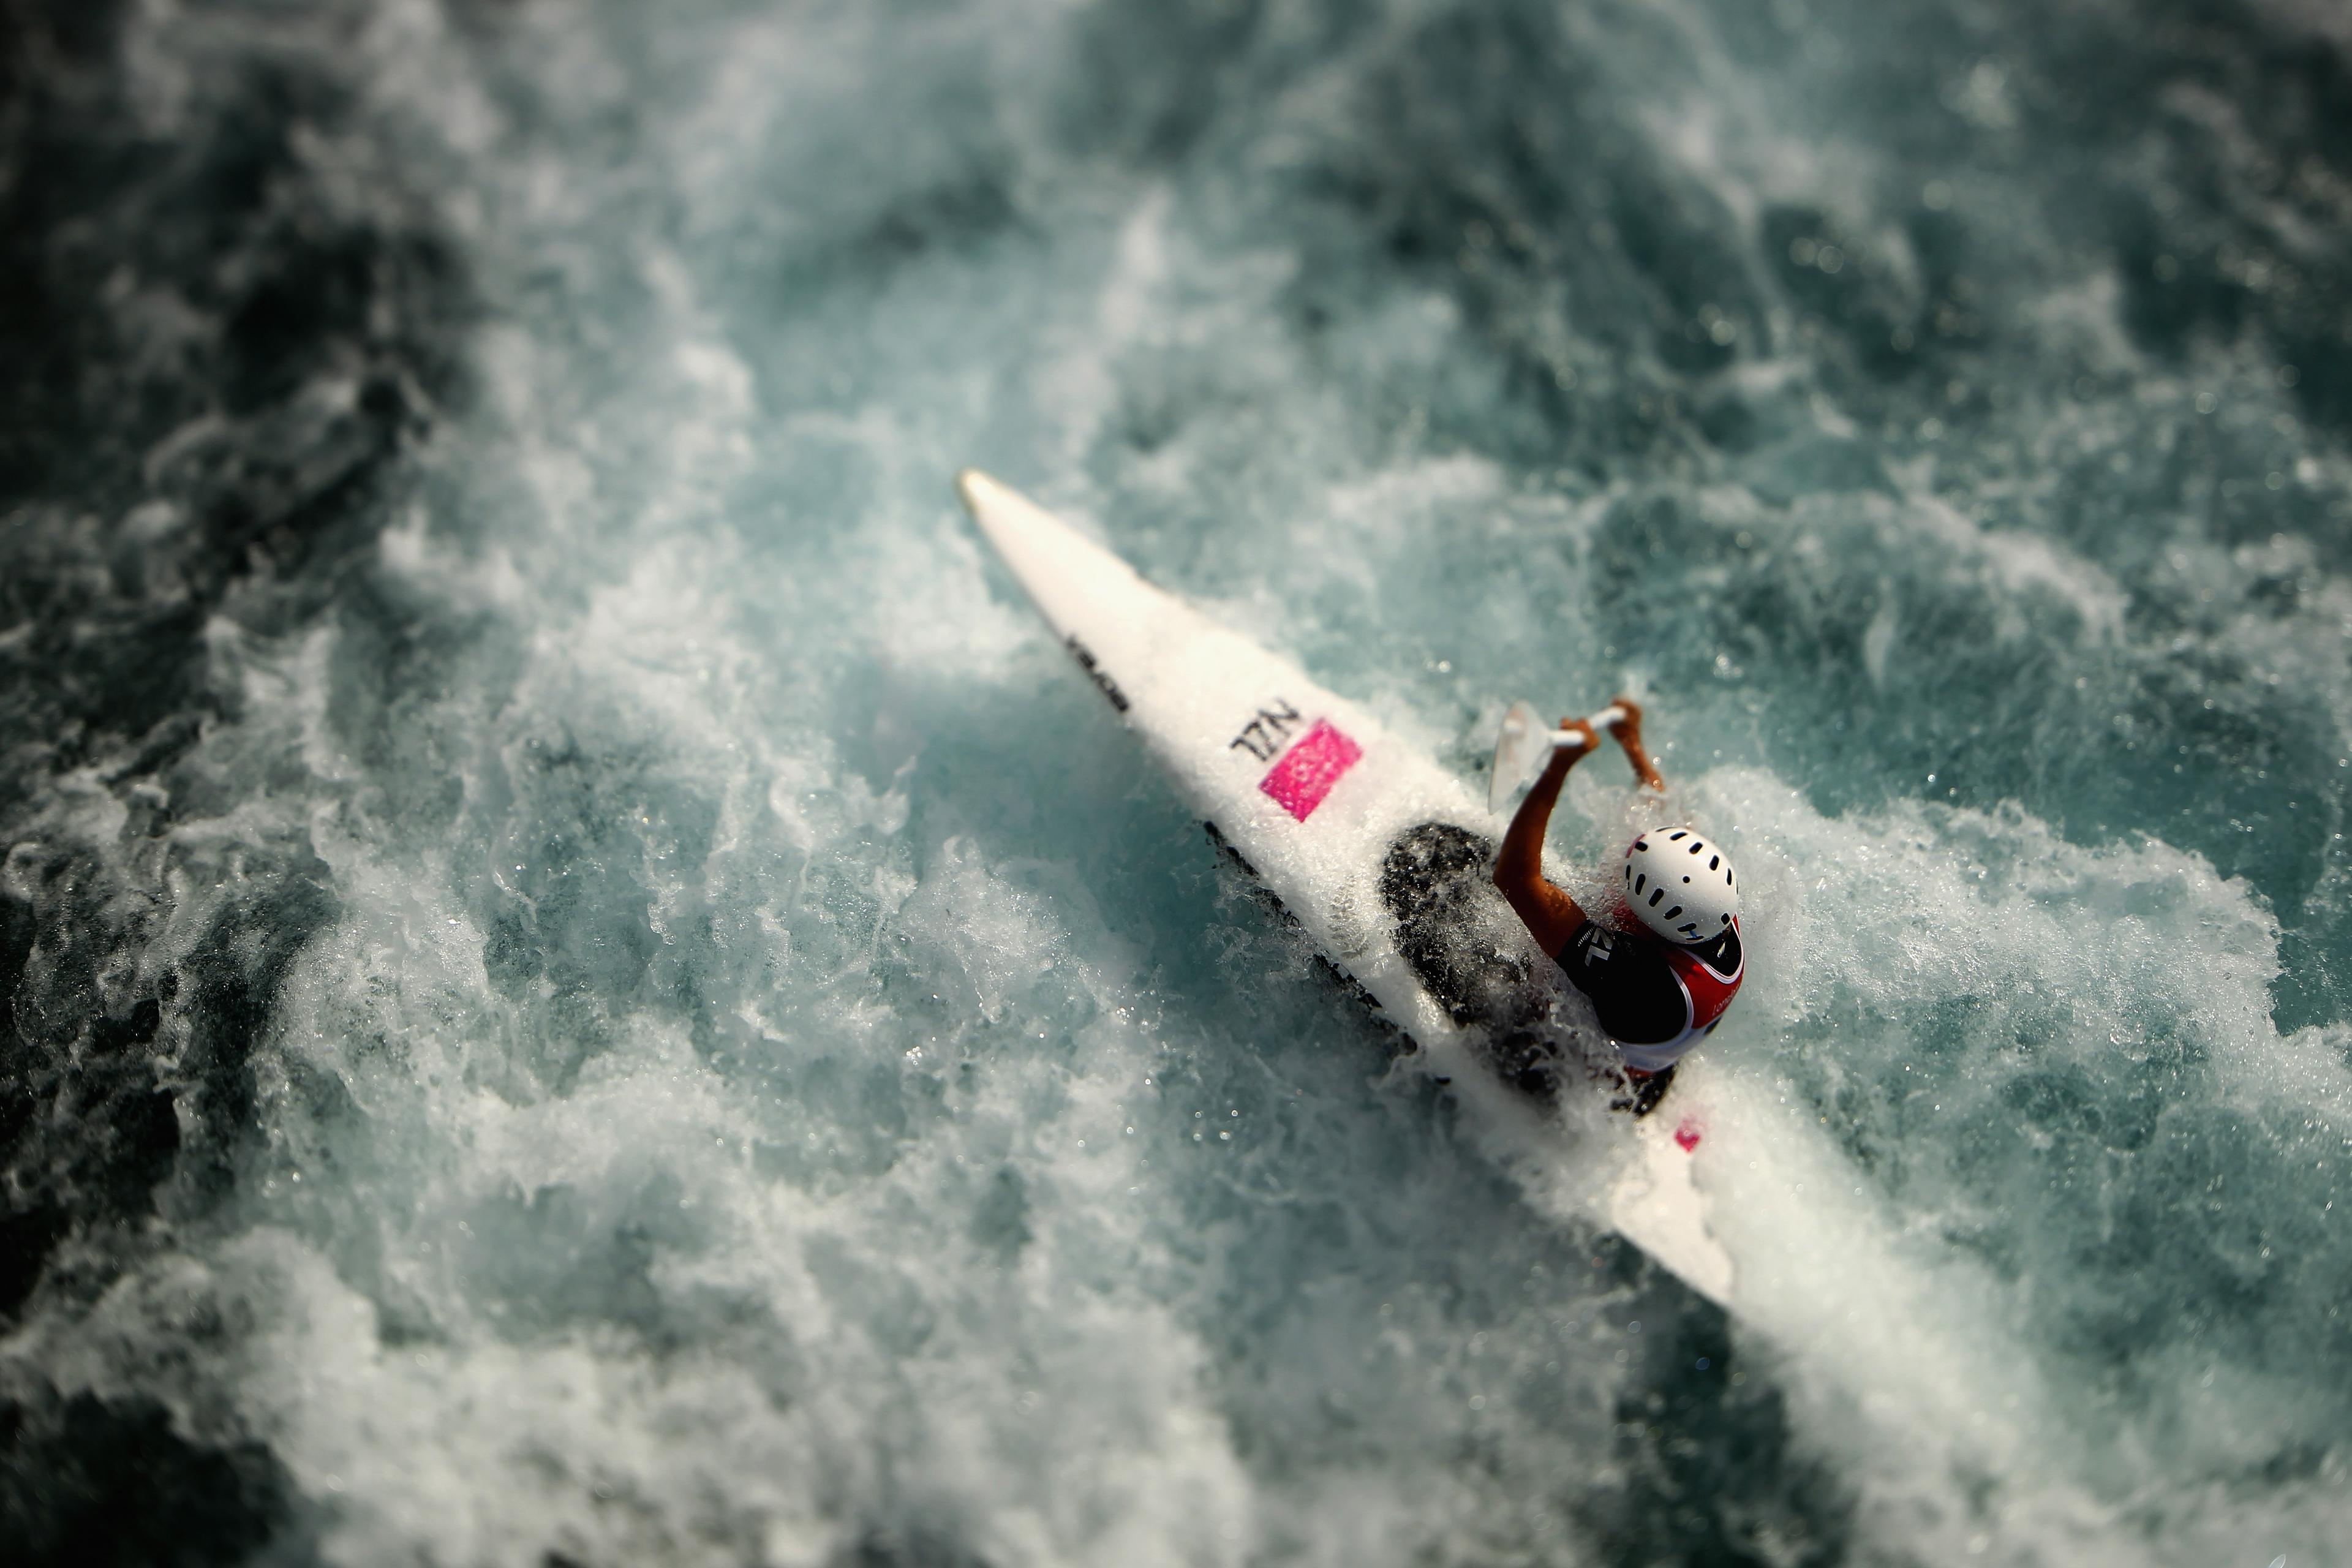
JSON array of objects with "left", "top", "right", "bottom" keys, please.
[{"left": 1490, "top": 699, "right": 1743, "bottom": 1114}]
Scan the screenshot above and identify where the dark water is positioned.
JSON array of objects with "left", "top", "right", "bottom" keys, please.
[{"left": 3, "top": 1, "right": 2349, "bottom": 1563}]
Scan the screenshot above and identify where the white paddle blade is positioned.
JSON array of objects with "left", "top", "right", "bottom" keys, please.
[
  {"left": 1488, "top": 702, "right": 1634, "bottom": 810},
  {"left": 1488, "top": 700, "right": 1551, "bottom": 812}
]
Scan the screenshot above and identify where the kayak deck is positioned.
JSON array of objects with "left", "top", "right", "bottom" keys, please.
[{"left": 955, "top": 470, "right": 1738, "bottom": 1308}]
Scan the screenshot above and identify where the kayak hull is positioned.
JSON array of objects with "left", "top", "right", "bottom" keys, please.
[{"left": 954, "top": 470, "right": 1736, "bottom": 1308}]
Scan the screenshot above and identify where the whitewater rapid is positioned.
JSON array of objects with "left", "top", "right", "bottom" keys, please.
[{"left": 3, "top": 1, "right": 2349, "bottom": 1565}]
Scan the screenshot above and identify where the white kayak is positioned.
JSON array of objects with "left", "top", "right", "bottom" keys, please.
[{"left": 954, "top": 469, "right": 1737, "bottom": 1307}]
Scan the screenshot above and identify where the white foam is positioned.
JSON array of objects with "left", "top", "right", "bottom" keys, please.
[
  {"left": 14, "top": 1, "right": 2352, "bottom": 1562},
  {"left": 1664, "top": 765, "right": 2352, "bottom": 1562}
]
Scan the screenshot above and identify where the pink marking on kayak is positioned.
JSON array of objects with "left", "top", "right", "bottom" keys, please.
[
  {"left": 1673, "top": 1118, "right": 1703, "bottom": 1153},
  {"left": 1260, "top": 719, "right": 1362, "bottom": 821}
]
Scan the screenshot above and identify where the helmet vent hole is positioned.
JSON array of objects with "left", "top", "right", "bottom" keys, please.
[
  {"left": 1635, "top": 874, "right": 1646, "bottom": 894},
  {"left": 1683, "top": 875, "right": 1691, "bottom": 884},
  {"left": 1668, "top": 831, "right": 1686, "bottom": 841},
  {"left": 1664, "top": 906, "right": 1683, "bottom": 921},
  {"left": 1648, "top": 888, "right": 1665, "bottom": 907},
  {"left": 1709, "top": 855, "right": 1719, "bottom": 870}
]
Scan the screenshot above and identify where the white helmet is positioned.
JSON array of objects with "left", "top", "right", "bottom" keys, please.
[{"left": 1623, "top": 828, "right": 1739, "bottom": 944}]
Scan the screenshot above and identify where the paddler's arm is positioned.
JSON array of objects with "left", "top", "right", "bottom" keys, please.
[
  {"left": 1493, "top": 717, "right": 1597, "bottom": 954},
  {"left": 1605, "top": 696, "right": 1665, "bottom": 792}
]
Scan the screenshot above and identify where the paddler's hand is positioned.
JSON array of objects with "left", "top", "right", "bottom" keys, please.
[
  {"left": 1605, "top": 697, "right": 1667, "bottom": 792},
  {"left": 1553, "top": 717, "right": 1600, "bottom": 764}
]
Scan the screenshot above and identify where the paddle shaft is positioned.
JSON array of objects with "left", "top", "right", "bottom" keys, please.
[{"left": 1546, "top": 704, "right": 1627, "bottom": 754}]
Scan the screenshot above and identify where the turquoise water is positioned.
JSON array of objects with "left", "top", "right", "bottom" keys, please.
[{"left": 2, "top": 1, "right": 2348, "bottom": 1564}]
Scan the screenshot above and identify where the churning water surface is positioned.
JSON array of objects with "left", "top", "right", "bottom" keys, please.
[{"left": 3, "top": 2, "right": 2350, "bottom": 1564}]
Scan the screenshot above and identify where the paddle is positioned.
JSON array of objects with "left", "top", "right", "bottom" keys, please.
[{"left": 1487, "top": 701, "right": 1629, "bottom": 813}]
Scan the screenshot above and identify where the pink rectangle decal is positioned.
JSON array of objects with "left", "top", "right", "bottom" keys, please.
[{"left": 1259, "top": 719, "right": 1361, "bottom": 821}]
